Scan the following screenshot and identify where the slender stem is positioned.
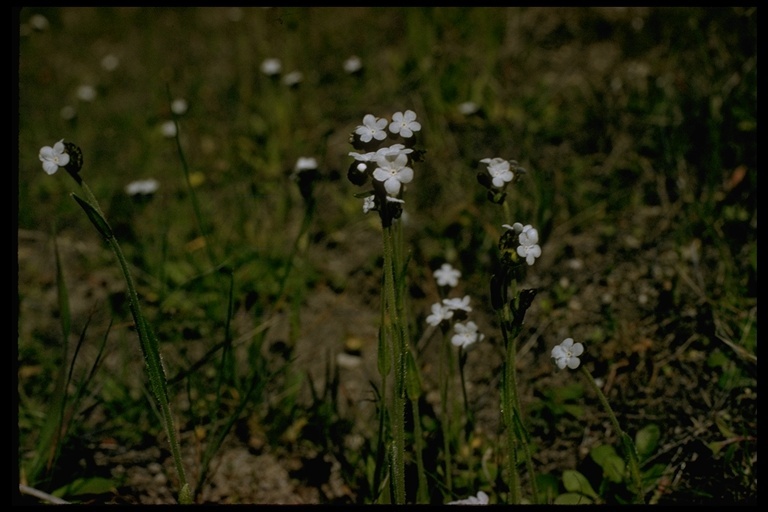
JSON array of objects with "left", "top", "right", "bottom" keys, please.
[
  {"left": 441, "top": 330, "right": 453, "bottom": 493},
  {"left": 579, "top": 365, "right": 644, "bottom": 503},
  {"left": 79, "top": 181, "right": 190, "bottom": 503},
  {"left": 382, "top": 223, "right": 406, "bottom": 504}
]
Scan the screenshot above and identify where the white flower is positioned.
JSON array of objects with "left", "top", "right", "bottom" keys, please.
[
  {"left": 480, "top": 157, "right": 514, "bottom": 188},
  {"left": 443, "top": 295, "right": 471, "bottom": 313},
  {"left": 171, "top": 98, "right": 188, "bottom": 115},
  {"left": 433, "top": 263, "right": 461, "bottom": 287},
  {"left": 451, "top": 321, "right": 484, "bottom": 349},
  {"left": 161, "top": 120, "right": 177, "bottom": 138},
  {"left": 372, "top": 153, "right": 413, "bottom": 195},
  {"left": 389, "top": 110, "right": 421, "bottom": 138},
  {"left": 516, "top": 224, "right": 542, "bottom": 266},
  {"left": 260, "top": 58, "right": 282, "bottom": 76},
  {"left": 343, "top": 55, "right": 362, "bottom": 74},
  {"left": 282, "top": 70, "right": 303, "bottom": 86},
  {"left": 100, "top": 54, "right": 120, "bottom": 71},
  {"left": 125, "top": 179, "right": 159, "bottom": 196},
  {"left": 355, "top": 114, "right": 388, "bottom": 143},
  {"left": 349, "top": 151, "right": 376, "bottom": 163},
  {"left": 458, "top": 101, "right": 479, "bottom": 115},
  {"left": 60, "top": 105, "right": 77, "bottom": 121},
  {"left": 76, "top": 84, "right": 97, "bottom": 102},
  {"left": 29, "top": 14, "right": 50, "bottom": 31},
  {"left": 294, "top": 157, "right": 318, "bottom": 172},
  {"left": 551, "top": 338, "right": 584, "bottom": 370},
  {"left": 448, "top": 490, "right": 489, "bottom": 505},
  {"left": 375, "top": 144, "right": 413, "bottom": 158},
  {"left": 362, "top": 195, "right": 376, "bottom": 214},
  {"left": 426, "top": 302, "right": 453, "bottom": 326},
  {"left": 39, "top": 139, "right": 70, "bottom": 175}
]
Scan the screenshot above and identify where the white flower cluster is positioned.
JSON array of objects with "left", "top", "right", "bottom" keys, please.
[
  {"left": 348, "top": 111, "right": 422, "bottom": 218},
  {"left": 425, "top": 263, "right": 484, "bottom": 350},
  {"left": 502, "top": 222, "right": 542, "bottom": 266}
]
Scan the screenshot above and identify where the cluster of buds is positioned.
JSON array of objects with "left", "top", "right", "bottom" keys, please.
[{"left": 347, "top": 111, "right": 424, "bottom": 227}]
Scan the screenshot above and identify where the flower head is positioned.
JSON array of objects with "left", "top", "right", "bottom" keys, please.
[
  {"left": 426, "top": 302, "right": 454, "bottom": 326},
  {"left": 480, "top": 157, "right": 514, "bottom": 188},
  {"left": 125, "top": 178, "right": 159, "bottom": 196},
  {"left": 294, "top": 157, "right": 318, "bottom": 172},
  {"left": 355, "top": 114, "right": 388, "bottom": 143},
  {"left": 516, "top": 224, "right": 542, "bottom": 266},
  {"left": 260, "top": 58, "right": 282, "bottom": 76},
  {"left": 39, "top": 139, "right": 70, "bottom": 175},
  {"left": 343, "top": 55, "right": 362, "bottom": 74},
  {"left": 448, "top": 491, "right": 489, "bottom": 505},
  {"left": 451, "top": 321, "right": 484, "bottom": 349},
  {"left": 433, "top": 263, "right": 461, "bottom": 288},
  {"left": 443, "top": 295, "right": 471, "bottom": 313},
  {"left": 389, "top": 110, "right": 421, "bottom": 138},
  {"left": 551, "top": 338, "right": 584, "bottom": 369},
  {"left": 372, "top": 153, "right": 413, "bottom": 195},
  {"left": 362, "top": 195, "right": 376, "bottom": 214}
]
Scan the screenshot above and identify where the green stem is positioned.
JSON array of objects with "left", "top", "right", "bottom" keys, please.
[
  {"left": 580, "top": 365, "right": 644, "bottom": 503},
  {"left": 79, "top": 182, "right": 190, "bottom": 504},
  {"left": 382, "top": 223, "right": 406, "bottom": 504},
  {"left": 441, "top": 331, "right": 453, "bottom": 493}
]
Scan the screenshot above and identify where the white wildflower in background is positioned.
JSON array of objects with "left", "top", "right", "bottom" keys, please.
[
  {"left": 282, "top": 70, "right": 303, "bottom": 87},
  {"left": 426, "top": 302, "right": 454, "bottom": 326},
  {"left": 372, "top": 153, "right": 413, "bottom": 195},
  {"left": 480, "top": 157, "right": 514, "bottom": 189},
  {"left": 388, "top": 110, "right": 421, "bottom": 138},
  {"left": 443, "top": 295, "right": 471, "bottom": 313},
  {"left": 100, "top": 54, "right": 120, "bottom": 71},
  {"left": 39, "top": 139, "right": 70, "bottom": 175},
  {"left": 294, "top": 157, "right": 318, "bottom": 172},
  {"left": 551, "top": 338, "right": 584, "bottom": 370},
  {"left": 171, "top": 98, "right": 188, "bottom": 115},
  {"left": 161, "top": 120, "right": 177, "bottom": 138},
  {"left": 60, "top": 105, "right": 77, "bottom": 121},
  {"left": 260, "top": 58, "right": 282, "bottom": 76},
  {"left": 29, "top": 14, "right": 49, "bottom": 31},
  {"left": 448, "top": 490, "right": 489, "bottom": 505},
  {"left": 451, "top": 321, "right": 484, "bottom": 349},
  {"left": 458, "top": 101, "right": 479, "bottom": 115},
  {"left": 343, "top": 55, "right": 362, "bottom": 74},
  {"left": 355, "top": 114, "right": 388, "bottom": 143},
  {"left": 517, "top": 224, "right": 542, "bottom": 266},
  {"left": 433, "top": 263, "right": 461, "bottom": 288},
  {"left": 76, "top": 84, "right": 97, "bottom": 102},
  {"left": 125, "top": 179, "right": 160, "bottom": 196}
]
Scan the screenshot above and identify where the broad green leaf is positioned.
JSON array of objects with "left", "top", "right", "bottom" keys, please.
[
  {"left": 635, "top": 424, "right": 661, "bottom": 460},
  {"left": 590, "top": 444, "right": 618, "bottom": 466},
  {"left": 562, "top": 469, "right": 598, "bottom": 499},
  {"left": 554, "top": 492, "right": 594, "bottom": 504},
  {"left": 52, "top": 476, "right": 116, "bottom": 498},
  {"left": 405, "top": 351, "right": 422, "bottom": 399}
]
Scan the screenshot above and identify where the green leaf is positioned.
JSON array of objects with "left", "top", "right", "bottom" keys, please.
[
  {"left": 590, "top": 444, "right": 625, "bottom": 483},
  {"left": 635, "top": 424, "right": 661, "bottom": 460},
  {"left": 71, "top": 193, "right": 113, "bottom": 240},
  {"left": 562, "top": 470, "right": 598, "bottom": 500},
  {"left": 377, "top": 327, "right": 391, "bottom": 378},
  {"left": 554, "top": 492, "right": 594, "bottom": 504},
  {"left": 590, "top": 443, "right": 618, "bottom": 466},
  {"left": 405, "top": 351, "right": 422, "bottom": 399},
  {"left": 52, "top": 476, "right": 116, "bottom": 498}
]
